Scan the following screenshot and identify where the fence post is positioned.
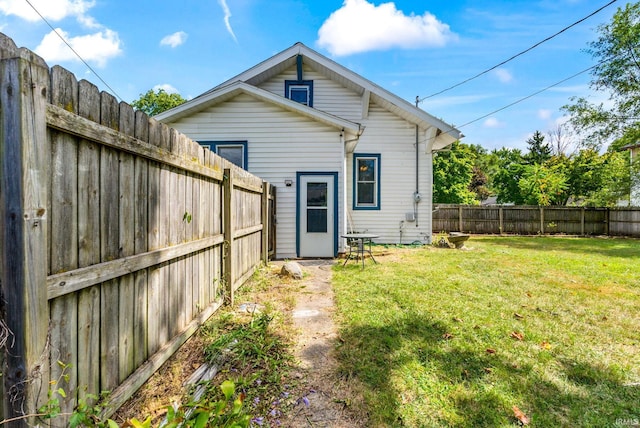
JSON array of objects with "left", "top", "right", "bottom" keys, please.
[
  {"left": 269, "top": 185, "right": 276, "bottom": 258},
  {"left": 499, "top": 206, "right": 504, "bottom": 235},
  {"left": 261, "top": 180, "right": 269, "bottom": 264},
  {"left": 0, "top": 42, "right": 50, "bottom": 425},
  {"left": 458, "top": 205, "right": 463, "bottom": 232},
  {"left": 223, "top": 168, "right": 234, "bottom": 305},
  {"left": 581, "top": 207, "right": 585, "bottom": 236},
  {"left": 540, "top": 207, "right": 545, "bottom": 234}
]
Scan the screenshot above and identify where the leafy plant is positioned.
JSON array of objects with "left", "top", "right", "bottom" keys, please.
[
  {"left": 35, "top": 363, "right": 117, "bottom": 428},
  {"left": 162, "top": 380, "right": 251, "bottom": 428},
  {"left": 199, "top": 310, "right": 298, "bottom": 426}
]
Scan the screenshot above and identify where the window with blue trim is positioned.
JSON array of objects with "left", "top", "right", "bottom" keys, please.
[
  {"left": 285, "top": 80, "right": 313, "bottom": 107},
  {"left": 354, "top": 154, "right": 381, "bottom": 210},
  {"left": 200, "top": 141, "right": 248, "bottom": 169}
]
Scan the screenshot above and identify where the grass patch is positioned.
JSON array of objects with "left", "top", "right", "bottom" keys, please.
[
  {"left": 199, "top": 311, "right": 297, "bottom": 426},
  {"left": 112, "top": 264, "right": 303, "bottom": 427},
  {"left": 332, "top": 237, "right": 640, "bottom": 427}
]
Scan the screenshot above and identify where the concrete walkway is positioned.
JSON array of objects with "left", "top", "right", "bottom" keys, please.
[{"left": 282, "top": 259, "right": 360, "bottom": 427}]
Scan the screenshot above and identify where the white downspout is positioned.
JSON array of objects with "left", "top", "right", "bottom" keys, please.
[
  {"left": 424, "top": 126, "right": 438, "bottom": 245},
  {"left": 341, "top": 132, "right": 347, "bottom": 253},
  {"left": 424, "top": 151, "right": 434, "bottom": 244}
]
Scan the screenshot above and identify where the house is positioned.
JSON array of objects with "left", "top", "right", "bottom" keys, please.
[
  {"left": 155, "top": 43, "right": 462, "bottom": 259},
  {"left": 624, "top": 142, "right": 640, "bottom": 206}
]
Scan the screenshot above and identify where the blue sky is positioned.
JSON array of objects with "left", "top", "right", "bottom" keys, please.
[{"left": 0, "top": 0, "right": 625, "bottom": 151}]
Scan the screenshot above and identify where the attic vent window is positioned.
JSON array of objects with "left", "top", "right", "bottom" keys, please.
[{"left": 285, "top": 80, "right": 313, "bottom": 107}]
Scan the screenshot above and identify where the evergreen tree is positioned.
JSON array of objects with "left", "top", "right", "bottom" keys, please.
[{"left": 524, "top": 131, "right": 552, "bottom": 165}]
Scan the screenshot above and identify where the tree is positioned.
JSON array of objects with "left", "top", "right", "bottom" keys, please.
[
  {"left": 131, "top": 88, "right": 187, "bottom": 116},
  {"left": 609, "top": 123, "right": 640, "bottom": 152},
  {"left": 465, "top": 144, "right": 493, "bottom": 202},
  {"left": 518, "top": 163, "right": 568, "bottom": 206},
  {"left": 562, "top": 2, "right": 640, "bottom": 149},
  {"left": 469, "top": 166, "right": 491, "bottom": 202},
  {"left": 565, "top": 149, "right": 607, "bottom": 203},
  {"left": 573, "top": 150, "right": 633, "bottom": 206},
  {"left": 432, "top": 141, "right": 477, "bottom": 204},
  {"left": 491, "top": 148, "right": 528, "bottom": 204},
  {"left": 524, "top": 131, "right": 552, "bottom": 165},
  {"left": 547, "top": 123, "right": 575, "bottom": 156}
]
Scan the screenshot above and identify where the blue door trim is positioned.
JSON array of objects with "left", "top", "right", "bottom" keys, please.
[{"left": 296, "top": 171, "right": 339, "bottom": 258}]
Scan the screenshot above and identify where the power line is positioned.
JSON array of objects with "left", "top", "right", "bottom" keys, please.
[
  {"left": 426, "top": 59, "right": 608, "bottom": 145},
  {"left": 457, "top": 65, "right": 596, "bottom": 128},
  {"left": 25, "top": 0, "right": 124, "bottom": 102},
  {"left": 418, "top": 0, "right": 618, "bottom": 103}
]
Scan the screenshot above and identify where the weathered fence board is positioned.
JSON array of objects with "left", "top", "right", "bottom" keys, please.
[
  {"left": 49, "top": 65, "right": 80, "bottom": 424},
  {"left": 1, "top": 33, "right": 275, "bottom": 426},
  {"left": 76, "top": 78, "right": 102, "bottom": 406},
  {"left": 0, "top": 40, "right": 51, "bottom": 425},
  {"left": 433, "top": 204, "right": 639, "bottom": 237},
  {"left": 610, "top": 208, "right": 640, "bottom": 236}
]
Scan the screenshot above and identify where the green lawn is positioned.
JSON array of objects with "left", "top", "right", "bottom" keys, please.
[{"left": 332, "top": 237, "right": 640, "bottom": 427}]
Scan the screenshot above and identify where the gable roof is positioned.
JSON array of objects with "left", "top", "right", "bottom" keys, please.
[
  {"left": 155, "top": 81, "right": 362, "bottom": 137},
  {"left": 157, "top": 42, "right": 462, "bottom": 148}
]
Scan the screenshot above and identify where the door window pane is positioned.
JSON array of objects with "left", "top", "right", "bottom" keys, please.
[
  {"left": 307, "top": 209, "right": 327, "bottom": 233},
  {"left": 307, "top": 182, "right": 327, "bottom": 207}
]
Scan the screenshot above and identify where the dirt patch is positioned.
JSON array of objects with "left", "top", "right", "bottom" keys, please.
[
  {"left": 112, "top": 334, "right": 207, "bottom": 424},
  {"left": 277, "top": 259, "right": 365, "bottom": 427},
  {"left": 113, "top": 259, "right": 367, "bottom": 426}
]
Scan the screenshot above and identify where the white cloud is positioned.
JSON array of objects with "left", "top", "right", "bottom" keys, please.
[
  {"left": 317, "top": 0, "right": 457, "bottom": 56},
  {"left": 538, "top": 109, "right": 552, "bottom": 120},
  {"left": 35, "top": 28, "right": 122, "bottom": 67},
  {"left": 153, "top": 83, "right": 179, "bottom": 94},
  {"left": 493, "top": 68, "right": 513, "bottom": 83},
  {"left": 160, "top": 31, "right": 188, "bottom": 48},
  {"left": 483, "top": 117, "right": 504, "bottom": 128},
  {"left": 217, "top": 0, "right": 237, "bottom": 42},
  {"left": 0, "top": 0, "right": 94, "bottom": 23}
]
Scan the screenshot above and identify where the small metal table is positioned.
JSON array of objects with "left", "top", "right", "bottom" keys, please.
[{"left": 342, "top": 233, "right": 379, "bottom": 268}]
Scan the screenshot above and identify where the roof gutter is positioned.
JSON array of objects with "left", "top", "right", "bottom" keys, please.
[{"left": 343, "top": 124, "right": 365, "bottom": 153}]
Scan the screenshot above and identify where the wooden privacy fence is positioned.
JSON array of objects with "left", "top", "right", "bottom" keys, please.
[
  {"left": 0, "top": 34, "right": 274, "bottom": 426},
  {"left": 433, "top": 204, "right": 640, "bottom": 238}
]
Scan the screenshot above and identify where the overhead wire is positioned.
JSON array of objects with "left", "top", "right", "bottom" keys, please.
[
  {"left": 425, "top": 57, "right": 613, "bottom": 146},
  {"left": 24, "top": 0, "right": 124, "bottom": 102},
  {"left": 418, "top": 0, "right": 618, "bottom": 103},
  {"left": 457, "top": 64, "right": 598, "bottom": 129}
]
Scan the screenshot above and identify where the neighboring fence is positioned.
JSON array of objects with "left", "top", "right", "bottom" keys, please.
[
  {"left": 433, "top": 204, "right": 640, "bottom": 238},
  {"left": 0, "top": 34, "right": 274, "bottom": 426}
]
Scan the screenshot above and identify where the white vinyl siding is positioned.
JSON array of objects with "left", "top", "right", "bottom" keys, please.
[
  {"left": 163, "top": 58, "right": 443, "bottom": 251},
  {"left": 632, "top": 147, "right": 640, "bottom": 206},
  {"left": 259, "top": 65, "right": 363, "bottom": 121},
  {"left": 346, "top": 103, "right": 434, "bottom": 244},
  {"left": 166, "top": 93, "right": 344, "bottom": 259}
]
